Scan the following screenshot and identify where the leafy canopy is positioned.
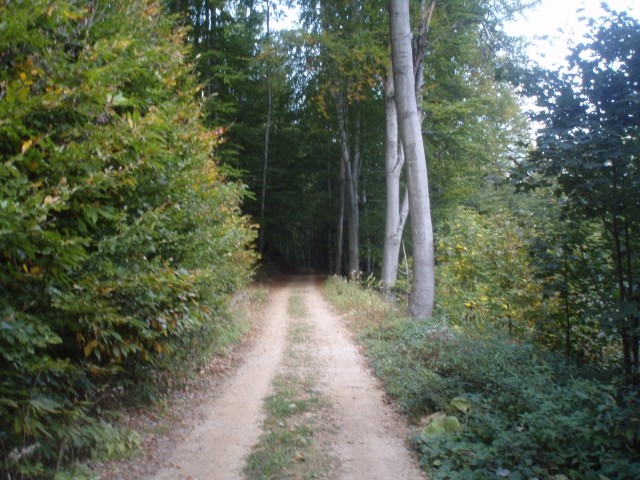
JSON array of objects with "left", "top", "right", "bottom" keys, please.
[{"left": 515, "top": 10, "right": 640, "bottom": 384}]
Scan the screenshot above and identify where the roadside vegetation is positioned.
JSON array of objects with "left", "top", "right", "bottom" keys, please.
[
  {"left": 95, "top": 285, "right": 267, "bottom": 480},
  {"left": 325, "top": 277, "right": 640, "bottom": 479},
  {"left": 0, "top": 2, "right": 255, "bottom": 477}
]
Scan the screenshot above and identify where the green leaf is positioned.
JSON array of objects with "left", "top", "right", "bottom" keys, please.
[
  {"left": 29, "top": 396, "right": 62, "bottom": 414},
  {"left": 422, "top": 414, "right": 461, "bottom": 436},
  {"left": 112, "top": 91, "right": 127, "bottom": 106},
  {"left": 450, "top": 397, "right": 472, "bottom": 415}
]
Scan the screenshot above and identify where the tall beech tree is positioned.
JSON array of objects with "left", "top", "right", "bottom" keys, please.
[
  {"left": 389, "top": 0, "right": 435, "bottom": 317},
  {"left": 382, "top": 0, "right": 531, "bottom": 302},
  {"left": 381, "top": 68, "right": 409, "bottom": 298},
  {"left": 381, "top": 0, "right": 433, "bottom": 298}
]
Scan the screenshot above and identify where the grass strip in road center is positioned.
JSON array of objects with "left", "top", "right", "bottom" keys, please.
[{"left": 244, "top": 292, "right": 335, "bottom": 480}]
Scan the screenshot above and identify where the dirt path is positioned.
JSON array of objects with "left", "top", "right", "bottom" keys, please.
[
  {"left": 137, "top": 275, "right": 424, "bottom": 480},
  {"left": 303, "top": 277, "right": 425, "bottom": 480},
  {"left": 145, "top": 285, "right": 291, "bottom": 480}
]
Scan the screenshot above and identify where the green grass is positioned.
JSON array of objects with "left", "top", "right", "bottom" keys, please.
[
  {"left": 323, "top": 276, "right": 640, "bottom": 480},
  {"left": 244, "top": 293, "right": 333, "bottom": 480},
  {"left": 245, "top": 374, "right": 323, "bottom": 479},
  {"left": 287, "top": 293, "right": 307, "bottom": 319}
]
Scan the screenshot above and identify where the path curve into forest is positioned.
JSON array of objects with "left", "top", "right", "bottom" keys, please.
[{"left": 139, "top": 275, "right": 424, "bottom": 480}]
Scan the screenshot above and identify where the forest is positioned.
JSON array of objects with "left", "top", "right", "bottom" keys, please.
[{"left": 1, "top": 0, "right": 639, "bottom": 478}]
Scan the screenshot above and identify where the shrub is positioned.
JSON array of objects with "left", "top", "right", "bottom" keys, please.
[
  {"left": 0, "top": 1, "right": 255, "bottom": 476},
  {"left": 324, "top": 278, "right": 640, "bottom": 479},
  {"left": 436, "top": 207, "right": 541, "bottom": 337}
]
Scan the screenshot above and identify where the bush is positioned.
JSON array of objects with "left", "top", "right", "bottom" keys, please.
[
  {"left": 324, "top": 278, "right": 640, "bottom": 479},
  {"left": 410, "top": 336, "right": 640, "bottom": 479},
  {"left": 436, "top": 207, "right": 541, "bottom": 337},
  {"left": 0, "top": 1, "right": 255, "bottom": 476}
]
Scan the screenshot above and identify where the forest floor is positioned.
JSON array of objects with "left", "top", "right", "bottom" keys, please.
[{"left": 99, "top": 275, "right": 425, "bottom": 480}]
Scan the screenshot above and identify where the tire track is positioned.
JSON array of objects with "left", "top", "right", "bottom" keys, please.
[{"left": 146, "top": 285, "right": 290, "bottom": 480}]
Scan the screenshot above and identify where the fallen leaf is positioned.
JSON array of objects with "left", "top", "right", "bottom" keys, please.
[{"left": 22, "top": 139, "right": 33, "bottom": 153}]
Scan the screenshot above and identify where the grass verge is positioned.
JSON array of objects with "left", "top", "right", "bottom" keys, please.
[
  {"left": 324, "top": 276, "right": 640, "bottom": 480},
  {"left": 244, "top": 293, "right": 334, "bottom": 480}
]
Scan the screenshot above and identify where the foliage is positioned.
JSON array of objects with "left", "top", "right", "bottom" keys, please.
[
  {"left": 527, "top": 203, "right": 620, "bottom": 364},
  {"left": 515, "top": 10, "right": 640, "bottom": 384},
  {"left": 436, "top": 206, "right": 541, "bottom": 336},
  {"left": 164, "top": 0, "right": 264, "bottom": 164},
  {"left": 423, "top": 0, "right": 532, "bottom": 216},
  {"left": 160, "top": 0, "right": 536, "bottom": 275},
  {"left": 325, "top": 277, "right": 640, "bottom": 479},
  {"left": 324, "top": 275, "right": 391, "bottom": 333},
  {"left": 436, "top": 192, "right": 623, "bottom": 366},
  {"left": 0, "top": 1, "right": 255, "bottom": 476},
  {"left": 163, "top": 1, "right": 341, "bottom": 271}
]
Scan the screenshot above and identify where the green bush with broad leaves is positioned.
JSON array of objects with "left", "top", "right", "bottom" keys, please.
[
  {"left": 436, "top": 207, "right": 541, "bottom": 336},
  {"left": 0, "top": 1, "right": 255, "bottom": 476},
  {"left": 436, "top": 205, "right": 621, "bottom": 366}
]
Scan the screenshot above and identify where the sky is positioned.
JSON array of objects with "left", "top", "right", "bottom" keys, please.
[
  {"left": 503, "top": 0, "right": 640, "bottom": 69},
  {"left": 274, "top": 1, "right": 639, "bottom": 70}
]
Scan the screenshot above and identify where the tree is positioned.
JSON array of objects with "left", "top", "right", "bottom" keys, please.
[
  {"left": 165, "top": 0, "right": 263, "bottom": 162},
  {"left": 382, "top": 0, "right": 531, "bottom": 305},
  {"left": 421, "top": 0, "right": 532, "bottom": 216},
  {"left": 260, "top": 0, "right": 273, "bottom": 254},
  {"left": 381, "top": 0, "right": 434, "bottom": 300},
  {"left": 519, "top": 11, "right": 640, "bottom": 385},
  {"left": 381, "top": 68, "right": 409, "bottom": 297},
  {"left": 527, "top": 205, "right": 613, "bottom": 361},
  {"left": 298, "top": 0, "right": 388, "bottom": 277},
  {"left": 389, "top": 0, "right": 435, "bottom": 317}
]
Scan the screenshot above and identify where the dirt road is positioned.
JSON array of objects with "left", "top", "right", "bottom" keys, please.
[{"left": 139, "top": 275, "right": 425, "bottom": 480}]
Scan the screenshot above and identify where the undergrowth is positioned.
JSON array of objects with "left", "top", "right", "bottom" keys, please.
[
  {"left": 324, "top": 276, "right": 640, "bottom": 480},
  {"left": 117, "top": 287, "right": 263, "bottom": 407},
  {"left": 50, "top": 286, "right": 263, "bottom": 479}
]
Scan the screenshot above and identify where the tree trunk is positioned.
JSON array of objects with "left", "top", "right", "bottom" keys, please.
[
  {"left": 413, "top": 1, "right": 435, "bottom": 110},
  {"left": 335, "top": 158, "right": 345, "bottom": 275},
  {"left": 382, "top": 0, "right": 433, "bottom": 301},
  {"left": 259, "top": 0, "right": 272, "bottom": 254},
  {"left": 382, "top": 69, "right": 409, "bottom": 299},
  {"left": 389, "top": 0, "right": 435, "bottom": 318},
  {"left": 344, "top": 143, "right": 360, "bottom": 278},
  {"left": 335, "top": 92, "right": 360, "bottom": 278}
]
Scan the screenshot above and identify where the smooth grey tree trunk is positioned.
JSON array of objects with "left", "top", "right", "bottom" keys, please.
[
  {"left": 389, "top": 0, "right": 435, "bottom": 318},
  {"left": 335, "top": 92, "right": 361, "bottom": 278},
  {"left": 382, "top": 0, "right": 434, "bottom": 301},
  {"left": 381, "top": 69, "right": 409, "bottom": 299}
]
